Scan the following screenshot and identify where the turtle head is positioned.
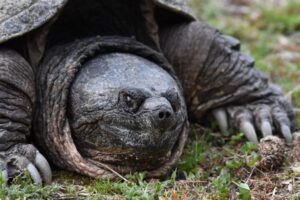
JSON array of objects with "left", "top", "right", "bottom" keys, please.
[{"left": 68, "top": 53, "right": 187, "bottom": 172}]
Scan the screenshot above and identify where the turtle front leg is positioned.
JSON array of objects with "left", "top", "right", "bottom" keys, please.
[
  {"left": 0, "top": 49, "right": 51, "bottom": 185},
  {"left": 160, "top": 21, "right": 295, "bottom": 143}
]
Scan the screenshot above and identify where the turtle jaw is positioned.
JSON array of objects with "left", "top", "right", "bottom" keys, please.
[
  {"left": 77, "top": 120, "right": 189, "bottom": 176},
  {"left": 71, "top": 108, "right": 186, "bottom": 172},
  {"left": 69, "top": 88, "right": 187, "bottom": 174}
]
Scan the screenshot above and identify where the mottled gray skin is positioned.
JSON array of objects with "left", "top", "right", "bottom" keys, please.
[{"left": 0, "top": 0, "right": 296, "bottom": 185}]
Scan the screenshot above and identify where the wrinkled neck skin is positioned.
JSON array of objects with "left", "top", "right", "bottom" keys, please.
[{"left": 68, "top": 53, "right": 187, "bottom": 173}]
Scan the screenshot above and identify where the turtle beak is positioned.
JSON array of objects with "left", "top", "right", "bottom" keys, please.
[{"left": 141, "top": 97, "right": 175, "bottom": 132}]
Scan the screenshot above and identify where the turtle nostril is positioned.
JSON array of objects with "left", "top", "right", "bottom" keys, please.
[
  {"left": 165, "top": 111, "right": 171, "bottom": 118},
  {"left": 158, "top": 110, "right": 171, "bottom": 120},
  {"left": 158, "top": 111, "right": 165, "bottom": 119}
]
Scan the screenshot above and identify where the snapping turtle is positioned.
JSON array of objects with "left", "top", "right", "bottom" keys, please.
[{"left": 0, "top": 0, "right": 295, "bottom": 185}]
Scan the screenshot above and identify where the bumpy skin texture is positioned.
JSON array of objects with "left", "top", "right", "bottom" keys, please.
[
  {"left": 160, "top": 21, "right": 295, "bottom": 143},
  {"left": 0, "top": 49, "right": 51, "bottom": 185}
]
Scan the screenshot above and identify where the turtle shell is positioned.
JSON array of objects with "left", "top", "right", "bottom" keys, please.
[
  {"left": 0, "top": 0, "right": 68, "bottom": 44},
  {"left": 153, "top": 0, "right": 197, "bottom": 20}
]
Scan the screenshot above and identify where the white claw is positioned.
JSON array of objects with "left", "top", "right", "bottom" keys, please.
[
  {"left": 240, "top": 121, "right": 258, "bottom": 144},
  {"left": 261, "top": 121, "right": 272, "bottom": 138},
  {"left": 34, "top": 153, "right": 52, "bottom": 184},
  {"left": 2, "top": 170, "right": 8, "bottom": 187},
  {"left": 213, "top": 108, "right": 228, "bottom": 132},
  {"left": 27, "top": 163, "right": 42, "bottom": 185},
  {"left": 281, "top": 125, "right": 293, "bottom": 143}
]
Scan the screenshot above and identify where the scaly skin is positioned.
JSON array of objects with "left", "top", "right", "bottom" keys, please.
[
  {"left": 160, "top": 21, "right": 295, "bottom": 143},
  {"left": 0, "top": 49, "right": 51, "bottom": 185}
]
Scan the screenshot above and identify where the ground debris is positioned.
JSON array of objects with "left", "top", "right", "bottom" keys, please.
[{"left": 256, "top": 136, "right": 285, "bottom": 171}]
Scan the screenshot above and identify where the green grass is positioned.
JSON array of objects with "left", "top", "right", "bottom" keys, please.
[
  {"left": 257, "top": 0, "right": 300, "bottom": 34},
  {"left": 2, "top": 127, "right": 296, "bottom": 199},
  {"left": 1, "top": 1, "right": 300, "bottom": 199}
]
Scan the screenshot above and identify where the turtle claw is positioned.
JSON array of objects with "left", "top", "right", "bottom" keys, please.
[
  {"left": 34, "top": 152, "right": 52, "bottom": 184},
  {"left": 280, "top": 125, "right": 293, "bottom": 143},
  {"left": 27, "top": 163, "right": 42, "bottom": 185},
  {"left": 1, "top": 144, "right": 52, "bottom": 185},
  {"left": 214, "top": 99, "right": 294, "bottom": 143},
  {"left": 239, "top": 121, "right": 258, "bottom": 144},
  {"left": 213, "top": 108, "right": 228, "bottom": 132},
  {"left": 2, "top": 169, "right": 8, "bottom": 187},
  {"left": 260, "top": 121, "right": 273, "bottom": 138}
]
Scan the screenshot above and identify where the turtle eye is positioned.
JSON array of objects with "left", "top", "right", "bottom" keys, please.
[
  {"left": 120, "top": 91, "right": 143, "bottom": 113},
  {"left": 124, "top": 94, "right": 136, "bottom": 109}
]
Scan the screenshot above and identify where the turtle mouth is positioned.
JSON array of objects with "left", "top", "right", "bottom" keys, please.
[
  {"left": 82, "top": 147, "right": 173, "bottom": 172},
  {"left": 71, "top": 114, "right": 186, "bottom": 173},
  {"left": 81, "top": 120, "right": 189, "bottom": 176}
]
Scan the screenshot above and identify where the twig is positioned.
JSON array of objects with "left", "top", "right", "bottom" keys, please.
[
  {"left": 96, "top": 162, "right": 131, "bottom": 183},
  {"left": 88, "top": 159, "right": 131, "bottom": 183},
  {"left": 245, "top": 167, "right": 255, "bottom": 183}
]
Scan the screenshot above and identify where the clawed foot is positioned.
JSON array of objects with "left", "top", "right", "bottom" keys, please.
[
  {"left": 212, "top": 100, "right": 294, "bottom": 144},
  {"left": 0, "top": 144, "right": 51, "bottom": 186}
]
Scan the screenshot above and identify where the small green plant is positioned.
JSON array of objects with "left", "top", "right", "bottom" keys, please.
[
  {"left": 0, "top": 171, "right": 4, "bottom": 198},
  {"left": 212, "top": 173, "right": 231, "bottom": 199},
  {"left": 0, "top": 171, "right": 61, "bottom": 199},
  {"left": 88, "top": 172, "right": 172, "bottom": 200},
  {"left": 93, "top": 178, "right": 112, "bottom": 195},
  {"left": 233, "top": 181, "right": 251, "bottom": 200}
]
